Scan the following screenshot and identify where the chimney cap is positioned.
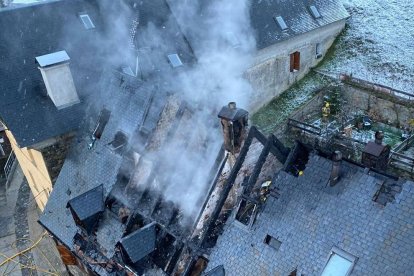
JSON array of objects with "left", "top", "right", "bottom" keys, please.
[
  {"left": 36, "top": 50, "right": 70, "bottom": 68},
  {"left": 332, "top": 150, "right": 343, "bottom": 161},
  {"left": 375, "top": 131, "right": 384, "bottom": 144},
  {"left": 218, "top": 102, "right": 248, "bottom": 121}
]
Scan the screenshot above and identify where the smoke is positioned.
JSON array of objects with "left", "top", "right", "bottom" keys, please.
[
  {"left": 127, "top": 0, "right": 256, "bottom": 220},
  {"left": 62, "top": 0, "right": 256, "bottom": 222}
]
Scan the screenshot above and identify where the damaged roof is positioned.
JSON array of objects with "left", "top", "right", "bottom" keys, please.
[
  {"left": 119, "top": 222, "right": 157, "bottom": 264},
  {"left": 250, "top": 0, "right": 350, "bottom": 49},
  {"left": 39, "top": 1, "right": 208, "bottom": 274},
  {"left": 207, "top": 153, "right": 414, "bottom": 275},
  {"left": 0, "top": 0, "right": 104, "bottom": 148}
]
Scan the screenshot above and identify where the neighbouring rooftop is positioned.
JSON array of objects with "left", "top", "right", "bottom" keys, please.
[
  {"left": 207, "top": 151, "right": 414, "bottom": 275},
  {"left": 0, "top": 0, "right": 104, "bottom": 147},
  {"left": 250, "top": 0, "right": 350, "bottom": 49}
]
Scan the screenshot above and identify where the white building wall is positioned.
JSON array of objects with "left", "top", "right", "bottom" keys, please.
[{"left": 246, "top": 19, "right": 347, "bottom": 112}]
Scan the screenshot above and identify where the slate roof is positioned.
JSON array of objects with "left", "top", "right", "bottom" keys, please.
[
  {"left": 250, "top": 0, "right": 350, "bottom": 50},
  {"left": 119, "top": 222, "right": 157, "bottom": 264},
  {"left": 39, "top": 70, "right": 157, "bottom": 250},
  {"left": 0, "top": 0, "right": 104, "bottom": 148},
  {"left": 67, "top": 184, "right": 104, "bottom": 221},
  {"left": 207, "top": 153, "right": 414, "bottom": 275},
  {"left": 38, "top": 2, "right": 199, "bottom": 274},
  {"left": 205, "top": 265, "right": 225, "bottom": 276}
]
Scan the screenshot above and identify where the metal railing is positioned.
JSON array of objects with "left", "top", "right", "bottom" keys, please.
[
  {"left": 389, "top": 151, "right": 414, "bottom": 173},
  {"left": 4, "top": 151, "right": 16, "bottom": 180},
  {"left": 287, "top": 118, "right": 322, "bottom": 136},
  {"left": 392, "top": 134, "right": 414, "bottom": 153}
]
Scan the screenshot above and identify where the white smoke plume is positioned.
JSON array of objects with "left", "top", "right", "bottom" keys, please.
[
  {"left": 132, "top": 0, "right": 256, "bottom": 220},
  {"left": 61, "top": 0, "right": 257, "bottom": 222}
]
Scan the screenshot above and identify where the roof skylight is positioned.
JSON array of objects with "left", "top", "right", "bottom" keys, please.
[
  {"left": 321, "top": 247, "right": 357, "bottom": 276},
  {"left": 274, "top": 16, "right": 288, "bottom": 31},
  {"left": 309, "top": 5, "right": 322, "bottom": 19},
  {"left": 167, "top": 54, "right": 183, "bottom": 68},
  {"left": 80, "top": 14, "right": 95, "bottom": 29}
]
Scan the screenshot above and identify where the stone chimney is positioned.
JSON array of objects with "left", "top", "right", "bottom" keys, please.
[
  {"left": 218, "top": 102, "right": 248, "bottom": 154},
  {"left": 375, "top": 131, "right": 384, "bottom": 145},
  {"left": 35, "top": 51, "right": 80, "bottom": 109},
  {"left": 329, "top": 151, "right": 342, "bottom": 186}
]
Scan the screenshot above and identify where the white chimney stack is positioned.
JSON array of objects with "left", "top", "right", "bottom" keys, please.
[{"left": 35, "top": 50, "right": 80, "bottom": 109}]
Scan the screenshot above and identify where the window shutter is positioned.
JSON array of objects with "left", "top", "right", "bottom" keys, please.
[{"left": 294, "top": 52, "right": 300, "bottom": 70}]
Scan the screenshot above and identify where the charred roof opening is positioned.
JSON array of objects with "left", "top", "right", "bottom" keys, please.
[
  {"left": 118, "top": 222, "right": 157, "bottom": 264},
  {"left": 235, "top": 198, "right": 257, "bottom": 227},
  {"left": 274, "top": 16, "right": 288, "bottom": 31},
  {"left": 79, "top": 13, "right": 95, "bottom": 29},
  {"left": 109, "top": 131, "right": 128, "bottom": 154},
  {"left": 167, "top": 54, "right": 183, "bottom": 68},
  {"left": 309, "top": 5, "right": 322, "bottom": 19},
  {"left": 66, "top": 184, "right": 104, "bottom": 234},
  {"left": 92, "top": 108, "right": 111, "bottom": 140}
]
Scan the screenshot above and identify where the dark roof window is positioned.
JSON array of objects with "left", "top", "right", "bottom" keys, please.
[
  {"left": 274, "top": 16, "right": 288, "bottom": 31},
  {"left": 167, "top": 54, "right": 183, "bottom": 68},
  {"left": 309, "top": 5, "right": 322, "bottom": 19},
  {"left": 264, "top": 234, "right": 282, "bottom": 250},
  {"left": 80, "top": 14, "right": 95, "bottom": 29}
]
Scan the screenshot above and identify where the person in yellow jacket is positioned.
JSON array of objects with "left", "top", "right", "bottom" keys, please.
[{"left": 322, "top": 102, "right": 331, "bottom": 118}]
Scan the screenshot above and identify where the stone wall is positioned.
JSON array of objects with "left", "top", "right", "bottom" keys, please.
[
  {"left": 343, "top": 84, "right": 414, "bottom": 128},
  {"left": 41, "top": 136, "right": 73, "bottom": 185},
  {"left": 245, "top": 20, "right": 347, "bottom": 112}
]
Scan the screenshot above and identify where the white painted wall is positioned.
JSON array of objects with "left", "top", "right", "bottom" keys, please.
[{"left": 246, "top": 19, "right": 347, "bottom": 112}]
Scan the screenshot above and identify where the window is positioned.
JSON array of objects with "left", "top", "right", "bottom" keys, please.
[
  {"left": 290, "top": 51, "right": 300, "bottom": 72},
  {"left": 79, "top": 14, "right": 95, "bottom": 30},
  {"left": 321, "top": 247, "right": 357, "bottom": 276},
  {"left": 309, "top": 5, "right": 322, "bottom": 19},
  {"left": 274, "top": 16, "right": 288, "bottom": 31},
  {"left": 316, "top": 43, "right": 322, "bottom": 59},
  {"left": 264, "top": 234, "right": 281, "bottom": 250},
  {"left": 122, "top": 66, "right": 135, "bottom": 77},
  {"left": 167, "top": 54, "right": 183, "bottom": 68},
  {"left": 225, "top": 31, "right": 240, "bottom": 48}
]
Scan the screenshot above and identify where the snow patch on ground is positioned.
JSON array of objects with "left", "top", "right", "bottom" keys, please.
[
  {"left": 321, "top": 0, "right": 414, "bottom": 92},
  {"left": 254, "top": 0, "right": 414, "bottom": 134}
]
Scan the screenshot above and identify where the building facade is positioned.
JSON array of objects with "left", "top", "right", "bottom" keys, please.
[{"left": 246, "top": 0, "right": 350, "bottom": 112}]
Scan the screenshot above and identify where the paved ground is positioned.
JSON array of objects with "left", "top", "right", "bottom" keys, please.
[{"left": 0, "top": 165, "right": 69, "bottom": 275}]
